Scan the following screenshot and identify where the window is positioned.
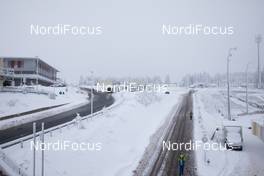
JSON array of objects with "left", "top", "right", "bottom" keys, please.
[{"left": 7, "top": 60, "right": 24, "bottom": 68}]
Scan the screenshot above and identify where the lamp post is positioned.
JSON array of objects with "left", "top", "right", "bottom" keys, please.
[
  {"left": 90, "top": 71, "right": 94, "bottom": 115},
  {"left": 33, "top": 122, "right": 36, "bottom": 176},
  {"left": 255, "top": 35, "right": 262, "bottom": 89},
  {"left": 245, "top": 62, "right": 252, "bottom": 114},
  {"left": 227, "top": 47, "right": 237, "bottom": 120},
  {"left": 41, "top": 123, "right": 45, "bottom": 176}
]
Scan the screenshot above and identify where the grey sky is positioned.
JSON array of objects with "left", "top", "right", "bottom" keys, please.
[{"left": 0, "top": 0, "right": 264, "bottom": 83}]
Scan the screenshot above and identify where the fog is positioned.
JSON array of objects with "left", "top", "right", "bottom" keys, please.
[{"left": 0, "top": 0, "right": 264, "bottom": 83}]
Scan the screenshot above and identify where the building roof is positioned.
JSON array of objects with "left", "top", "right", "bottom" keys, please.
[{"left": 1, "top": 57, "right": 59, "bottom": 72}]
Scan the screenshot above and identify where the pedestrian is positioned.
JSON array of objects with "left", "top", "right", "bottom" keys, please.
[
  {"left": 190, "top": 111, "right": 193, "bottom": 120},
  {"left": 178, "top": 153, "right": 186, "bottom": 176}
]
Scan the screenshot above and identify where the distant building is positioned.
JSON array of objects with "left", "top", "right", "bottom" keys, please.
[{"left": 0, "top": 57, "right": 59, "bottom": 86}]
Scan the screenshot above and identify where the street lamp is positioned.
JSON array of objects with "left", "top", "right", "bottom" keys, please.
[
  {"left": 245, "top": 62, "right": 252, "bottom": 114},
  {"left": 227, "top": 47, "right": 237, "bottom": 120},
  {"left": 255, "top": 35, "right": 262, "bottom": 89},
  {"left": 90, "top": 71, "right": 94, "bottom": 115}
]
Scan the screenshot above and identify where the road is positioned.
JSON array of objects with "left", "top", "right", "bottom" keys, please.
[
  {"left": 0, "top": 89, "right": 114, "bottom": 145},
  {"left": 149, "top": 92, "right": 196, "bottom": 176}
]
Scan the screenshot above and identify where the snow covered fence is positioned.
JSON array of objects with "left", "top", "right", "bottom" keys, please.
[
  {"left": 0, "top": 86, "right": 49, "bottom": 95},
  {"left": 0, "top": 149, "right": 28, "bottom": 176}
]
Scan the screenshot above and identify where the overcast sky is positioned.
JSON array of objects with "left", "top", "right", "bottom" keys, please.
[{"left": 0, "top": 0, "right": 264, "bottom": 83}]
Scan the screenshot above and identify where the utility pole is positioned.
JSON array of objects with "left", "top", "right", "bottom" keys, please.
[
  {"left": 255, "top": 35, "right": 262, "bottom": 89},
  {"left": 41, "top": 122, "right": 45, "bottom": 176},
  {"left": 245, "top": 63, "right": 251, "bottom": 114},
  {"left": 227, "top": 47, "right": 237, "bottom": 120},
  {"left": 33, "top": 122, "right": 36, "bottom": 176},
  {"left": 90, "top": 71, "right": 94, "bottom": 115}
]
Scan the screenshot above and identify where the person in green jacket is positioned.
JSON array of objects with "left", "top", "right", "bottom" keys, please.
[{"left": 178, "top": 153, "right": 186, "bottom": 176}]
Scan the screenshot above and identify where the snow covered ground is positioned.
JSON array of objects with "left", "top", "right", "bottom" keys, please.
[
  {"left": 0, "top": 86, "right": 88, "bottom": 130},
  {"left": 2, "top": 88, "right": 186, "bottom": 176},
  {"left": 0, "top": 86, "right": 87, "bottom": 118},
  {"left": 194, "top": 88, "right": 264, "bottom": 176}
]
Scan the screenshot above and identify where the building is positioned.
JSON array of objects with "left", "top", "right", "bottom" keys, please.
[{"left": 0, "top": 57, "right": 59, "bottom": 86}]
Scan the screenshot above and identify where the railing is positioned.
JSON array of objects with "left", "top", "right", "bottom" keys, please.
[
  {"left": 0, "top": 149, "right": 28, "bottom": 176},
  {"left": 0, "top": 67, "right": 57, "bottom": 85},
  {"left": 0, "top": 86, "right": 49, "bottom": 95}
]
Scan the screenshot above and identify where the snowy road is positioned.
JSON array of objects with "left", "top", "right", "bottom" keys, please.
[
  {"left": 0, "top": 90, "right": 114, "bottom": 145},
  {"left": 148, "top": 92, "right": 196, "bottom": 176}
]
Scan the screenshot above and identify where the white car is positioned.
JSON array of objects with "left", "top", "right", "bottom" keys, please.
[{"left": 224, "top": 126, "right": 243, "bottom": 151}]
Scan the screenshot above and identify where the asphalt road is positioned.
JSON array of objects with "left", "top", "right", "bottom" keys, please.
[
  {"left": 0, "top": 89, "right": 114, "bottom": 145},
  {"left": 149, "top": 92, "right": 197, "bottom": 176}
]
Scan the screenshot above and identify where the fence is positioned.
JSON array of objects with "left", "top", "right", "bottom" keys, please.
[{"left": 0, "top": 86, "right": 49, "bottom": 95}]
